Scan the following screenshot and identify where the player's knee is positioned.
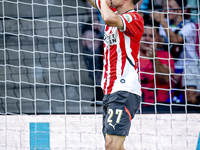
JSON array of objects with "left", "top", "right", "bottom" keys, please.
[
  {"left": 105, "top": 142, "right": 117, "bottom": 150},
  {"left": 105, "top": 137, "right": 113, "bottom": 150},
  {"left": 105, "top": 139, "right": 121, "bottom": 150}
]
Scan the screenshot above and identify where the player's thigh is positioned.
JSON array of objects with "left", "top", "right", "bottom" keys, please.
[
  {"left": 105, "top": 134, "right": 126, "bottom": 149},
  {"left": 104, "top": 101, "right": 131, "bottom": 136}
]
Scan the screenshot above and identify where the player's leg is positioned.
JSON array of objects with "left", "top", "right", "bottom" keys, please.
[
  {"left": 105, "top": 134, "right": 126, "bottom": 150},
  {"left": 103, "top": 102, "right": 129, "bottom": 150}
]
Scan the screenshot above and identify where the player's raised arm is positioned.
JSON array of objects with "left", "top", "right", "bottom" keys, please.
[{"left": 100, "top": 0, "right": 123, "bottom": 30}]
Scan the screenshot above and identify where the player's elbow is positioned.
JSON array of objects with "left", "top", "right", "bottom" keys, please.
[
  {"left": 102, "top": 15, "right": 116, "bottom": 26},
  {"left": 103, "top": 16, "right": 113, "bottom": 25}
]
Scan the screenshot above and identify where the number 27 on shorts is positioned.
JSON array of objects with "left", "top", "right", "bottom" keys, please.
[{"left": 107, "top": 109, "right": 123, "bottom": 124}]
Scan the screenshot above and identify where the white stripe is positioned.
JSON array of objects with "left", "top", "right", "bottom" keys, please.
[
  {"left": 101, "top": 56, "right": 106, "bottom": 90},
  {"left": 111, "top": 33, "right": 122, "bottom": 94},
  {"left": 106, "top": 48, "right": 111, "bottom": 94},
  {"left": 103, "top": 26, "right": 113, "bottom": 94},
  {"left": 119, "top": 15, "right": 126, "bottom": 32},
  {"left": 124, "top": 35, "right": 135, "bottom": 66},
  {"left": 95, "top": 0, "right": 101, "bottom": 12},
  {"left": 116, "top": 30, "right": 122, "bottom": 78}
]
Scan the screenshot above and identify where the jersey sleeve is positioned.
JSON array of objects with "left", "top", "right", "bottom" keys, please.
[{"left": 118, "top": 12, "right": 144, "bottom": 37}]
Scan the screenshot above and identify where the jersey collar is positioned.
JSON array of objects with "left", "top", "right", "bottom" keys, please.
[{"left": 125, "top": 9, "right": 135, "bottom": 13}]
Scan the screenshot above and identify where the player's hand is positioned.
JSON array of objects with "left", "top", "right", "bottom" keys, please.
[{"left": 102, "top": 0, "right": 112, "bottom": 7}]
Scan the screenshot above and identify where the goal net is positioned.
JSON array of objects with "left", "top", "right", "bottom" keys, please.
[{"left": 0, "top": 0, "right": 199, "bottom": 149}]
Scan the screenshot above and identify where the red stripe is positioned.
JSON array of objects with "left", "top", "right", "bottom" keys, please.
[
  {"left": 135, "top": 62, "right": 137, "bottom": 70},
  {"left": 98, "top": 0, "right": 101, "bottom": 9},
  {"left": 130, "top": 41, "right": 138, "bottom": 61},
  {"left": 124, "top": 106, "right": 132, "bottom": 122},
  {"left": 109, "top": 28, "right": 113, "bottom": 34},
  {"left": 118, "top": 29, "right": 126, "bottom": 76},
  {"left": 107, "top": 44, "right": 117, "bottom": 94},
  {"left": 105, "top": 25, "right": 109, "bottom": 32}
]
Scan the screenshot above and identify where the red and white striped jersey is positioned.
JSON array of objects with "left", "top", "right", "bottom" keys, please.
[{"left": 96, "top": 0, "right": 144, "bottom": 96}]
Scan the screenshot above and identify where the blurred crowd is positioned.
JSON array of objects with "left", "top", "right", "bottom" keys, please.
[{"left": 80, "top": 0, "right": 200, "bottom": 113}]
